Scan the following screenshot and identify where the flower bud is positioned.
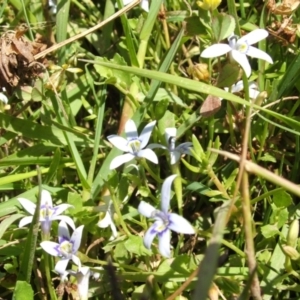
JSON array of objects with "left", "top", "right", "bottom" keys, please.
[
  {"left": 287, "top": 219, "right": 299, "bottom": 247},
  {"left": 197, "top": 0, "right": 221, "bottom": 10},
  {"left": 187, "top": 63, "right": 209, "bottom": 81},
  {"left": 283, "top": 245, "right": 300, "bottom": 260}
]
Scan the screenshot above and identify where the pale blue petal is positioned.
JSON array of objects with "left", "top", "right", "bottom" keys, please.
[
  {"left": 231, "top": 80, "right": 244, "bottom": 93},
  {"left": 143, "top": 224, "right": 157, "bottom": 249},
  {"left": 18, "top": 198, "right": 36, "bottom": 215},
  {"left": 170, "top": 151, "right": 181, "bottom": 165},
  {"left": 110, "top": 153, "right": 135, "bottom": 169},
  {"left": 239, "top": 29, "right": 268, "bottom": 45},
  {"left": 147, "top": 143, "right": 167, "bottom": 150},
  {"left": 41, "top": 190, "right": 53, "bottom": 207},
  {"left": 40, "top": 241, "right": 61, "bottom": 256},
  {"left": 137, "top": 149, "right": 158, "bottom": 164},
  {"left": 158, "top": 230, "right": 171, "bottom": 257},
  {"left": 53, "top": 204, "right": 73, "bottom": 217},
  {"left": 164, "top": 128, "right": 177, "bottom": 144},
  {"left": 246, "top": 46, "right": 273, "bottom": 64},
  {"left": 58, "top": 221, "right": 70, "bottom": 241},
  {"left": 107, "top": 135, "right": 130, "bottom": 152},
  {"left": 71, "top": 254, "right": 81, "bottom": 267},
  {"left": 160, "top": 175, "right": 177, "bottom": 213},
  {"left": 55, "top": 259, "right": 69, "bottom": 275},
  {"left": 139, "top": 121, "right": 156, "bottom": 148},
  {"left": 53, "top": 215, "right": 75, "bottom": 230},
  {"left": 168, "top": 213, "right": 195, "bottom": 234},
  {"left": 125, "top": 119, "right": 138, "bottom": 140},
  {"left": 19, "top": 216, "right": 33, "bottom": 228},
  {"left": 141, "top": 0, "right": 149, "bottom": 11},
  {"left": 71, "top": 225, "right": 84, "bottom": 253},
  {"left": 201, "top": 44, "right": 232, "bottom": 58},
  {"left": 249, "top": 88, "right": 260, "bottom": 99},
  {"left": 231, "top": 50, "right": 251, "bottom": 77},
  {"left": 138, "top": 201, "right": 156, "bottom": 218},
  {"left": 175, "top": 142, "right": 193, "bottom": 155}
]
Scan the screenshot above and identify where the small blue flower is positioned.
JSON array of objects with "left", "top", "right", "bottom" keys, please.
[
  {"left": 107, "top": 119, "right": 158, "bottom": 169},
  {"left": 40, "top": 221, "right": 83, "bottom": 275},
  {"left": 149, "top": 128, "right": 193, "bottom": 164},
  {"left": 18, "top": 190, "right": 75, "bottom": 234},
  {"left": 138, "top": 175, "right": 195, "bottom": 257}
]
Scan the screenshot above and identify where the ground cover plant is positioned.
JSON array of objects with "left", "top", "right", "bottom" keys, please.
[{"left": 1, "top": 0, "right": 300, "bottom": 299}]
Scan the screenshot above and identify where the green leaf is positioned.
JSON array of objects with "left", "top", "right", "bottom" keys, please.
[
  {"left": 13, "top": 281, "right": 34, "bottom": 300},
  {"left": 261, "top": 224, "right": 280, "bottom": 239},
  {"left": 185, "top": 16, "right": 208, "bottom": 36},
  {"left": 273, "top": 190, "right": 293, "bottom": 208},
  {"left": 217, "top": 63, "right": 240, "bottom": 88},
  {"left": 124, "top": 235, "right": 151, "bottom": 256},
  {"left": 0, "top": 214, "right": 23, "bottom": 239},
  {"left": 212, "top": 13, "right": 236, "bottom": 42}
]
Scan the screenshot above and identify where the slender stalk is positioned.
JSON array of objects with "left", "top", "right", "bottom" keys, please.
[{"left": 140, "top": 159, "right": 162, "bottom": 183}]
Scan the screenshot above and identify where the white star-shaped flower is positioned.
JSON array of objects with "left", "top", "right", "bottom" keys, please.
[
  {"left": 40, "top": 221, "right": 83, "bottom": 275},
  {"left": 18, "top": 190, "right": 75, "bottom": 235},
  {"left": 201, "top": 29, "right": 273, "bottom": 77},
  {"left": 107, "top": 119, "right": 158, "bottom": 169}
]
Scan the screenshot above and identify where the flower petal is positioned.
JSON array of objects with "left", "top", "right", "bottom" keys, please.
[
  {"left": 0, "top": 93, "right": 8, "bottom": 104},
  {"left": 53, "top": 215, "right": 75, "bottom": 230},
  {"left": 164, "top": 128, "right": 177, "bottom": 144},
  {"left": 239, "top": 29, "right": 268, "bottom": 46},
  {"left": 40, "top": 241, "right": 61, "bottom": 256},
  {"left": 160, "top": 175, "right": 177, "bottom": 213},
  {"left": 158, "top": 229, "right": 171, "bottom": 257},
  {"left": 137, "top": 149, "right": 158, "bottom": 164},
  {"left": 231, "top": 50, "right": 251, "bottom": 77},
  {"left": 147, "top": 143, "right": 167, "bottom": 150},
  {"left": 175, "top": 142, "right": 193, "bottom": 155},
  {"left": 249, "top": 88, "right": 260, "bottom": 99},
  {"left": 19, "top": 216, "right": 33, "bottom": 228},
  {"left": 110, "top": 153, "right": 135, "bottom": 169},
  {"left": 58, "top": 221, "right": 70, "bottom": 242},
  {"left": 53, "top": 204, "right": 73, "bottom": 217},
  {"left": 138, "top": 201, "right": 156, "bottom": 218},
  {"left": 70, "top": 225, "right": 84, "bottom": 253},
  {"left": 97, "top": 212, "right": 112, "bottom": 228},
  {"left": 231, "top": 80, "right": 244, "bottom": 93},
  {"left": 55, "top": 258, "right": 70, "bottom": 275},
  {"left": 143, "top": 225, "right": 157, "bottom": 249},
  {"left": 76, "top": 266, "right": 90, "bottom": 300},
  {"left": 170, "top": 151, "right": 181, "bottom": 165},
  {"left": 201, "top": 44, "right": 232, "bottom": 58},
  {"left": 246, "top": 46, "right": 273, "bottom": 64},
  {"left": 71, "top": 254, "right": 81, "bottom": 267},
  {"left": 168, "top": 213, "right": 195, "bottom": 234},
  {"left": 139, "top": 121, "right": 156, "bottom": 149},
  {"left": 141, "top": 0, "right": 149, "bottom": 11},
  {"left": 18, "top": 198, "right": 36, "bottom": 215},
  {"left": 107, "top": 135, "right": 130, "bottom": 152},
  {"left": 125, "top": 119, "right": 138, "bottom": 140},
  {"left": 41, "top": 190, "right": 53, "bottom": 207}
]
